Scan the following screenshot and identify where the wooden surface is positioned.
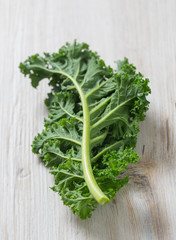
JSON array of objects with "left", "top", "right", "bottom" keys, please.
[{"left": 0, "top": 0, "right": 176, "bottom": 239}]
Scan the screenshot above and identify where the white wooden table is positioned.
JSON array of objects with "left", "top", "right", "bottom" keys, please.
[{"left": 1, "top": 0, "right": 176, "bottom": 239}]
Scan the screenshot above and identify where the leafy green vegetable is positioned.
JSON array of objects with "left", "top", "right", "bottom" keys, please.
[{"left": 19, "top": 41, "right": 151, "bottom": 219}]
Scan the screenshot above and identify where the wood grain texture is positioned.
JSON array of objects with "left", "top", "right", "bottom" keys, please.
[{"left": 0, "top": 0, "right": 176, "bottom": 239}]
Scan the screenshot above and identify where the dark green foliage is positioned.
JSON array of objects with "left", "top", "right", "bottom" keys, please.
[{"left": 19, "top": 41, "right": 150, "bottom": 219}]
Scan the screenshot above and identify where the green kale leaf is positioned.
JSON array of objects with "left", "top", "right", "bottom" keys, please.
[{"left": 19, "top": 41, "right": 151, "bottom": 219}]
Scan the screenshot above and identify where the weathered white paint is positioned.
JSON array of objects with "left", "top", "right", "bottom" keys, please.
[{"left": 0, "top": 0, "right": 176, "bottom": 239}]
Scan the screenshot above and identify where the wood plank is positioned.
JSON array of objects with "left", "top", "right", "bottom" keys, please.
[{"left": 0, "top": 0, "right": 176, "bottom": 239}]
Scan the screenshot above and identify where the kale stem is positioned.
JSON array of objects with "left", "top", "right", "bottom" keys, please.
[
  {"left": 68, "top": 73, "right": 109, "bottom": 205},
  {"left": 56, "top": 70, "right": 109, "bottom": 204},
  {"left": 80, "top": 94, "right": 109, "bottom": 204}
]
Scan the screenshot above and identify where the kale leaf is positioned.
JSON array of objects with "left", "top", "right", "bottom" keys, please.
[{"left": 19, "top": 41, "right": 151, "bottom": 219}]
